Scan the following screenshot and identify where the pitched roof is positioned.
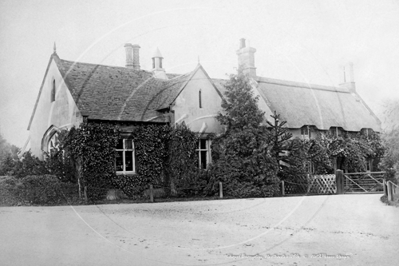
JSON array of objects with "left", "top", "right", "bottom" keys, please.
[
  {"left": 29, "top": 53, "right": 380, "bottom": 133},
  {"left": 255, "top": 77, "right": 381, "bottom": 131},
  {"left": 52, "top": 54, "right": 194, "bottom": 122}
]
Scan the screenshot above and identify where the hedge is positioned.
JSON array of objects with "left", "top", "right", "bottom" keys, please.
[{"left": 0, "top": 175, "right": 79, "bottom": 206}]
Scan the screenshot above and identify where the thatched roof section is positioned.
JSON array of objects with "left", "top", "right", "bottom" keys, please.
[{"left": 255, "top": 77, "right": 381, "bottom": 131}]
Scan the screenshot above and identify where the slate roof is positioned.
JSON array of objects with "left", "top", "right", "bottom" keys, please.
[
  {"left": 254, "top": 77, "right": 381, "bottom": 131},
  {"left": 53, "top": 54, "right": 193, "bottom": 122}
]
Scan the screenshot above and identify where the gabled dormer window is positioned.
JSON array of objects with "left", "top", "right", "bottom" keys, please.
[
  {"left": 199, "top": 89, "right": 202, "bottom": 108},
  {"left": 51, "top": 80, "right": 56, "bottom": 102}
]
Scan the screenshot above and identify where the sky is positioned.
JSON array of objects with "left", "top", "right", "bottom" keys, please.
[{"left": 0, "top": 0, "right": 399, "bottom": 147}]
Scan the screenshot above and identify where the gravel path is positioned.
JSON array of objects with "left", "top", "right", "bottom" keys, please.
[{"left": 0, "top": 194, "right": 398, "bottom": 266}]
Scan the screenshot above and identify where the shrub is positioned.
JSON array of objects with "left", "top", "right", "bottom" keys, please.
[
  {"left": 1, "top": 175, "right": 79, "bottom": 205},
  {"left": 112, "top": 174, "right": 152, "bottom": 199},
  {"left": 164, "top": 123, "right": 198, "bottom": 196},
  {"left": 65, "top": 122, "right": 119, "bottom": 201}
]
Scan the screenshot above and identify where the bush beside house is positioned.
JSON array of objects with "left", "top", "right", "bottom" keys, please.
[{"left": 0, "top": 175, "right": 79, "bottom": 206}]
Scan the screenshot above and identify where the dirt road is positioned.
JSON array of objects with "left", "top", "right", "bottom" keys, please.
[{"left": 0, "top": 194, "right": 398, "bottom": 265}]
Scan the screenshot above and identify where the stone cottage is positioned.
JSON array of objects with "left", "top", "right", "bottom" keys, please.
[{"left": 24, "top": 39, "right": 381, "bottom": 174}]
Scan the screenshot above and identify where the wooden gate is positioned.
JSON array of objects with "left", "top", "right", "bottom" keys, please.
[
  {"left": 307, "top": 174, "right": 336, "bottom": 194},
  {"left": 342, "top": 171, "right": 385, "bottom": 193}
]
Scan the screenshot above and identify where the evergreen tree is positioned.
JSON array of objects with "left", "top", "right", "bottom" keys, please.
[
  {"left": 267, "top": 111, "right": 292, "bottom": 169},
  {"left": 212, "top": 70, "right": 279, "bottom": 197}
]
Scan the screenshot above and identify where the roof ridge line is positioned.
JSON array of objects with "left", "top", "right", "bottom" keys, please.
[
  {"left": 256, "top": 76, "right": 348, "bottom": 93},
  {"left": 59, "top": 58, "right": 153, "bottom": 73}
]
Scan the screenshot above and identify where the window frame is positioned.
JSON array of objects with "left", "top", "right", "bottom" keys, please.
[
  {"left": 361, "top": 128, "right": 374, "bottom": 138},
  {"left": 329, "top": 127, "right": 344, "bottom": 138},
  {"left": 301, "top": 125, "right": 311, "bottom": 139},
  {"left": 47, "top": 132, "right": 59, "bottom": 153},
  {"left": 115, "top": 139, "right": 136, "bottom": 175},
  {"left": 196, "top": 139, "right": 211, "bottom": 169}
]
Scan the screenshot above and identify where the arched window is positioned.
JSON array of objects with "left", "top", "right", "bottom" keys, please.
[
  {"left": 47, "top": 132, "right": 59, "bottom": 154},
  {"left": 51, "top": 80, "right": 56, "bottom": 102},
  {"left": 199, "top": 89, "right": 202, "bottom": 108}
]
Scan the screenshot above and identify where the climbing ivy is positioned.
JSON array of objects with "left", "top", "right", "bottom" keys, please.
[
  {"left": 113, "top": 124, "right": 170, "bottom": 198},
  {"left": 64, "top": 122, "right": 119, "bottom": 200},
  {"left": 164, "top": 122, "right": 199, "bottom": 196}
]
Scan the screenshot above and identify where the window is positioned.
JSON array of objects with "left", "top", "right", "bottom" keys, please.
[
  {"left": 361, "top": 128, "right": 374, "bottom": 138},
  {"left": 329, "top": 127, "right": 343, "bottom": 137},
  {"left": 301, "top": 126, "right": 311, "bottom": 139},
  {"left": 152, "top": 58, "right": 155, "bottom": 69},
  {"left": 116, "top": 139, "right": 135, "bottom": 174},
  {"left": 51, "top": 80, "right": 56, "bottom": 102},
  {"left": 47, "top": 132, "right": 59, "bottom": 153},
  {"left": 199, "top": 89, "right": 202, "bottom": 108},
  {"left": 197, "top": 139, "right": 211, "bottom": 169}
]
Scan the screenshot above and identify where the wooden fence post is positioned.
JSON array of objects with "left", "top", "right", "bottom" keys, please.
[
  {"left": 281, "top": 181, "right": 285, "bottom": 196},
  {"left": 219, "top": 182, "right": 223, "bottom": 199},
  {"left": 383, "top": 180, "right": 387, "bottom": 196},
  {"left": 84, "top": 186, "right": 88, "bottom": 202},
  {"left": 336, "top": 170, "right": 344, "bottom": 194},
  {"left": 387, "top": 182, "right": 393, "bottom": 202},
  {"left": 149, "top": 184, "right": 154, "bottom": 202}
]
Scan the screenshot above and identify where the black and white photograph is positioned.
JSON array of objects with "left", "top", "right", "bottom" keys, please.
[{"left": 0, "top": 0, "right": 398, "bottom": 265}]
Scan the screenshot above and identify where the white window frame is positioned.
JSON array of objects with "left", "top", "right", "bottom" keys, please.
[
  {"left": 301, "top": 125, "right": 311, "bottom": 140},
  {"left": 197, "top": 139, "right": 211, "bottom": 169},
  {"left": 116, "top": 139, "right": 136, "bottom": 175},
  {"left": 330, "top": 127, "right": 343, "bottom": 137},
  {"left": 47, "top": 132, "right": 59, "bottom": 153}
]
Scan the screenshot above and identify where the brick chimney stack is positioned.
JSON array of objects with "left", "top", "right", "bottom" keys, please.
[
  {"left": 236, "top": 38, "right": 257, "bottom": 77},
  {"left": 124, "top": 43, "right": 140, "bottom": 70},
  {"left": 132, "top": 44, "right": 140, "bottom": 70},
  {"left": 124, "top": 43, "right": 133, "bottom": 68}
]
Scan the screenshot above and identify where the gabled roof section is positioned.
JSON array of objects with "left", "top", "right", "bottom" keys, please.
[
  {"left": 255, "top": 76, "right": 381, "bottom": 131},
  {"left": 30, "top": 54, "right": 221, "bottom": 126},
  {"left": 119, "top": 72, "right": 192, "bottom": 121},
  {"left": 27, "top": 53, "right": 57, "bottom": 130},
  {"left": 146, "top": 64, "right": 224, "bottom": 111}
]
